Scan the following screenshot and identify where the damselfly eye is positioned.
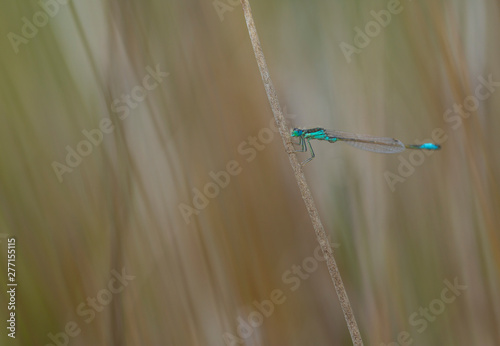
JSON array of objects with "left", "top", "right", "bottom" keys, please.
[{"left": 291, "top": 128, "right": 302, "bottom": 137}]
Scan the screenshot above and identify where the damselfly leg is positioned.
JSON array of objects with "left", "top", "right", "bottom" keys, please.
[{"left": 292, "top": 136, "right": 315, "bottom": 165}]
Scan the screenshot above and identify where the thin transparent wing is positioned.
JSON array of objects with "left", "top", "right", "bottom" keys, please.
[{"left": 324, "top": 130, "right": 405, "bottom": 154}]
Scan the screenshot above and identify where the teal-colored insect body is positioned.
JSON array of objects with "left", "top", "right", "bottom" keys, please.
[{"left": 291, "top": 127, "right": 440, "bottom": 165}]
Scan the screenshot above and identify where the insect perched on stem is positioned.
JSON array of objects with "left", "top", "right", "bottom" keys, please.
[{"left": 291, "top": 127, "right": 440, "bottom": 165}]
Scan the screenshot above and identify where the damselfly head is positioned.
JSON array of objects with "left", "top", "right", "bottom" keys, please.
[{"left": 291, "top": 128, "right": 303, "bottom": 137}]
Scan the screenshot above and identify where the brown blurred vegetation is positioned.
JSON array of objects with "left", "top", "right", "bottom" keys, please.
[{"left": 0, "top": 0, "right": 499, "bottom": 345}]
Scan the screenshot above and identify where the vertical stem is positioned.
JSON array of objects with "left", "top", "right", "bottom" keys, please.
[{"left": 239, "top": 1, "right": 363, "bottom": 344}]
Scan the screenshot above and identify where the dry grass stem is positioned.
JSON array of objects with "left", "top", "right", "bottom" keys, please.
[{"left": 239, "top": 0, "right": 363, "bottom": 344}]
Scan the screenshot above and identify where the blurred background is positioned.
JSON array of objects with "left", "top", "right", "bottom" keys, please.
[{"left": 1, "top": 0, "right": 499, "bottom": 345}]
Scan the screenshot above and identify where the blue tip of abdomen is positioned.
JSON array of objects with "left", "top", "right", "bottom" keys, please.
[{"left": 419, "top": 143, "right": 441, "bottom": 150}]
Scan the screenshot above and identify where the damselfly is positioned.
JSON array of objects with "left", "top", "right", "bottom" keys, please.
[{"left": 291, "top": 127, "right": 440, "bottom": 164}]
